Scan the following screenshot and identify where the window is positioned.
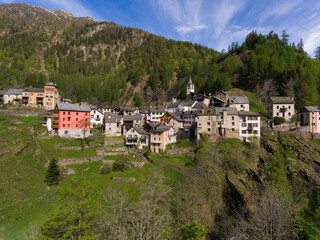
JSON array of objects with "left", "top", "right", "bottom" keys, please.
[
  {"left": 288, "top": 112, "right": 291, "bottom": 116},
  {"left": 242, "top": 123, "right": 246, "bottom": 127},
  {"left": 232, "top": 128, "right": 235, "bottom": 132},
  {"left": 63, "top": 112, "right": 65, "bottom": 115},
  {"left": 240, "top": 105, "right": 243, "bottom": 108},
  {"left": 208, "top": 128, "right": 211, "bottom": 132},
  {"left": 76, "top": 124, "right": 78, "bottom": 127},
  {"left": 289, "top": 106, "right": 291, "bottom": 109},
  {"left": 277, "top": 106, "right": 279, "bottom": 109},
  {"left": 76, "top": 118, "right": 78, "bottom": 121},
  {"left": 68, "top": 112, "right": 70, "bottom": 115},
  {"left": 67, "top": 124, "right": 70, "bottom": 127},
  {"left": 85, "top": 113, "right": 88, "bottom": 116},
  {"left": 68, "top": 117, "right": 70, "bottom": 121},
  {"left": 63, "top": 118, "right": 65, "bottom": 121},
  {"left": 253, "top": 130, "right": 258, "bottom": 134},
  {"left": 277, "top": 113, "right": 279, "bottom": 116},
  {"left": 64, "top": 131, "right": 68, "bottom": 134},
  {"left": 232, "top": 122, "right": 235, "bottom": 126},
  {"left": 232, "top": 116, "right": 234, "bottom": 120},
  {"left": 207, "top": 122, "right": 210, "bottom": 126},
  {"left": 76, "top": 112, "right": 78, "bottom": 115},
  {"left": 63, "top": 124, "right": 65, "bottom": 127},
  {"left": 242, "top": 130, "right": 246, "bottom": 134}
]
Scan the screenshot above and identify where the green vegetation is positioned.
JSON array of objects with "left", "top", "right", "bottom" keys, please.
[
  {"left": 44, "top": 158, "right": 60, "bottom": 186},
  {"left": 274, "top": 116, "right": 286, "bottom": 125},
  {"left": 2, "top": 4, "right": 320, "bottom": 110},
  {"left": 149, "top": 153, "right": 194, "bottom": 168},
  {"left": 180, "top": 221, "right": 208, "bottom": 240}
]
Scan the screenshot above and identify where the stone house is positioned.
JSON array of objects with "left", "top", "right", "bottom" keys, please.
[
  {"left": 228, "top": 96, "right": 250, "bottom": 111},
  {"left": 104, "top": 112, "right": 122, "bottom": 136},
  {"left": 160, "top": 112, "right": 184, "bottom": 133},
  {"left": 181, "top": 111, "right": 196, "bottom": 129},
  {"left": 150, "top": 105, "right": 166, "bottom": 123},
  {"left": 215, "top": 107, "right": 239, "bottom": 138},
  {"left": 43, "top": 82, "right": 62, "bottom": 110},
  {"left": 195, "top": 108, "right": 219, "bottom": 142},
  {"left": 90, "top": 108, "right": 104, "bottom": 128},
  {"left": 239, "top": 111, "right": 261, "bottom": 141},
  {"left": 3, "top": 88, "right": 23, "bottom": 104},
  {"left": 299, "top": 106, "right": 320, "bottom": 133},
  {"left": 122, "top": 114, "right": 144, "bottom": 134},
  {"left": 125, "top": 127, "right": 149, "bottom": 149},
  {"left": 149, "top": 125, "right": 176, "bottom": 153},
  {"left": 22, "top": 88, "right": 45, "bottom": 108},
  {"left": 52, "top": 103, "right": 91, "bottom": 138},
  {"left": 266, "top": 96, "right": 295, "bottom": 121},
  {"left": 215, "top": 90, "right": 229, "bottom": 105}
]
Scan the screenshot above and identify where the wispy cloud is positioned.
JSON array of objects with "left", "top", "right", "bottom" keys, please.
[
  {"left": 45, "top": 0, "right": 101, "bottom": 20},
  {"left": 175, "top": 24, "right": 207, "bottom": 34},
  {"left": 259, "top": 0, "right": 302, "bottom": 23},
  {"left": 0, "top": 0, "right": 15, "bottom": 3}
]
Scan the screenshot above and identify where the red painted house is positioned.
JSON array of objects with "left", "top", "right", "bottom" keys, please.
[{"left": 52, "top": 103, "right": 91, "bottom": 138}]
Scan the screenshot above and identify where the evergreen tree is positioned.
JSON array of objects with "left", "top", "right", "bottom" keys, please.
[
  {"left": 281, "top": 30, "right": 289, "bottom": 47},
  {"left": 315, "top": 46, "right": 320, "bottom": 59},
  {"left": 44, "top": 158, "right": 60, "bottom": 186}
]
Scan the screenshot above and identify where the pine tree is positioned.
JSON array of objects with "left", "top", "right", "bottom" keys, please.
[{"left": 44, "top": 158, "right": 60, "bottom": 186}]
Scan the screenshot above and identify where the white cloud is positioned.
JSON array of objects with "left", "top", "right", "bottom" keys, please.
[
  {"left": 44, "top": 0, "right": 101, "bottom": 20},
  {"left": 0, "top": 0, "right": 15, "bottom": 3},
  {"left": 175, "top": 24, "right": 207, "bottom": 33},
  {"left": 259, "top": 0, "right": 302, "bottom": 23},
  {"left": 303, "top": 26, "right": 320, "bottom": 57}
]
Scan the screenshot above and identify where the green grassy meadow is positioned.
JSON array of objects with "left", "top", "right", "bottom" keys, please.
[{"left": 0, "top": 115, "right": 185, "bottom": 239}]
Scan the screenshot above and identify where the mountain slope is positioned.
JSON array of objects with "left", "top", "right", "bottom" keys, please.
[{"left": 0, "top": 3, "right": 320, "bottom": 109}]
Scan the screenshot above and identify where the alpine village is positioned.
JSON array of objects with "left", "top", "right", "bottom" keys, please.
[{"left": 1, "top": 3, "right": 320, "bottom": 240}]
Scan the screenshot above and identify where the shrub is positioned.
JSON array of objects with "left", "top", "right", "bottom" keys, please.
[
  {"left": 274, "top": 117, "right": 285, "bottom": 125},
  {"left": 112, "top": 159, "right": 130, "bottom": 172},
  {"left": 100, "top": 165, "right": 112, "bottom": 175},
  {"left": 44, "top": 158, "right": 60, "bottom": 186}
]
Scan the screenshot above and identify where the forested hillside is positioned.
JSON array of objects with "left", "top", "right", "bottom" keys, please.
[{"left": 1, "top": 3, "right": 320, "bottom": 109}]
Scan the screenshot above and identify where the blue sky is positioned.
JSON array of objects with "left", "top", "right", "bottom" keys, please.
[{"left": 1, "top": 0, "right": 320, "bottom": 56}]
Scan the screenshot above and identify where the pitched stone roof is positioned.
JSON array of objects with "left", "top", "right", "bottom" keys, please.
[
  {"left": 123, "top": 114, "right": 143, "bottom": 121},
  {"left": 5, "top": 88, "right": 23, "bottom": 95},
  {"left": 300, "top": 106, "right": 320, "bottom": 112},
  {"left": 55, "top": 103, "right": 91, "bottom": 112},
  {"left": 196, "top": 108, "right": 217, "bottom": 116},
  {"left": 150, "top": 124, "right": 171, "bottom": 133},
  {"left": 0, "top": 90, "right": 6, "bottom": 96},
  {"left": 228, "top": 96, "right": 249, "bottom": 104},
  {"left": 182, "top": 100, "right": 197, "bottom": 107},
  {"left": 215, "top": 107, "right": 238, "bottom": 115},
  {"left": 150, "top": 105, "right": 166, "bottom": 112},
  {"left": 269, "top": 96, "right": 294, "bottom": 104},
  {"left": 168, "top": 102, "right": 181, "bottom": 109},
  {"left": 238, "top": 111, "right": 261, "bottom": 116},
  {"left": 192, "top": 102, "right": 208, "bottom": 109},
  {"left": 167, "top": 112, "right": 183, "bottom": 122},
  {"left": 45, "top": 82, "right": 56, "bottom": 86},
  {"left": 104, "top": 112, "right": 121, "bottom": 123},
  {"left": 23, "top": 88, "right": 44, "bottom": 93},
  {"left": 133, "top": 126, "right": 149, "bottom": 135}
]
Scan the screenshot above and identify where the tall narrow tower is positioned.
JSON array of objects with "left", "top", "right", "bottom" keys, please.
[{"left": 187, "top": 76, "right": 194, "bottom": 96}]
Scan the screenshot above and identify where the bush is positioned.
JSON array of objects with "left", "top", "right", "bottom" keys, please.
[
  {"left": 112, "top": 159, "right": 130, "bottom": 172},
  {"left": 181, "top": 221, "right": 207, "bottom": 240},
  {"left": 274, "top": 117, "right": 286, "bottom": 125},
  {"left": 100, "top": 165, "right": 112, "bottom": 175},
  {"left": 44, "top": 158, "right": 60, "bottom": 186}
]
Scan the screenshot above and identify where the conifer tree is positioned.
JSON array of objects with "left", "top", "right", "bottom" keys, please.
[{"left": 44, "top": 158, "right": 60, "bottom": 186}]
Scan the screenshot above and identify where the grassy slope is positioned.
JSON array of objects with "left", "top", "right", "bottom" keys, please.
[
  {"left": 0, "top": 115, "right": 184, "bottom": 239},
  {"left": 226, "top": 88, "right": 268, "bottom": 116}
]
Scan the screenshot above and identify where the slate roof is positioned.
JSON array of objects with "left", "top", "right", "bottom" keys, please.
[
  {"left": 238, "top": 111, "right": 261, "bottom": 116},
  {"left": 228, "top": 96, "right": 249, "bottom": 104},
  {"left": 104, "top": 112, "right": 121, "bottom": 123},
  {"left": 0, "top": 90, "right": 6, "bottom": 96},
  {"left": 300, "top": 106, "right": 320, "bottom": 112},
  {"left": 121, "top": 106, "right": 136, "bottom": 112},
  {"left": 45, "top": 82, "right": 56, "bottom": 86},
  {"left": 215, "top": 107, "right": 238, "bottom": 115},
  {"left": 168, "top": 102, "right": 181, "bottom": 109},
  {"left": 196, "top": 108, "right": 217, "bottom": 116},
  {"left": 167, "top": 112, "right": 184, "bottom": 122},
  {"left": 5, "top": 89, "right": 23, "bottom": 95},
  {"left": 182, "top": 100, "right": 197, "bottom": 107},
  {"left": 269, "top": 96, "right": 294, "bottom": 104},
  {"left": 55, "top": 103, "right": 91, "bottom": 112},
  {"left": 150, "top": 125, "right": 171, "bottom": 133},
  {"left": 23, "top": 88, "right": 44, "bottom": 93},
  {"left": 150, "top": 105, "right": 166, "bottom": 112},
  {"left": 123, "top": 114, "right": 143, "bottom": 121},
  {"left": 133, "top": 126, "right": 149, "bottom": 135},
  {"left": 192, "top": 102, "right": 208, "bottom": 109}
]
